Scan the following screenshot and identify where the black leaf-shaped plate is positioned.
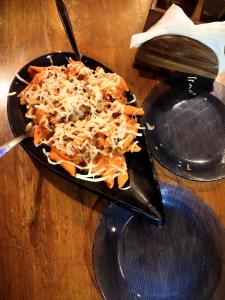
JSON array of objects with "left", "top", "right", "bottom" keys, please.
[
  {"left": 93, "top": 183, "right": 225, "bottom": 300},
  {"left": 7, "top": 52, "right": 164, "bottom": 226}
]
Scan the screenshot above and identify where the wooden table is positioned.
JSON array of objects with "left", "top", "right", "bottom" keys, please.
[{"left": 0, "top": 1, "right": 224, "bottom": 299}]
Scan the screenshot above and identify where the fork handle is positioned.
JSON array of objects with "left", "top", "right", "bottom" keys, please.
[{"left": 0, "top": 134, "right": 27, "bottom": 158}]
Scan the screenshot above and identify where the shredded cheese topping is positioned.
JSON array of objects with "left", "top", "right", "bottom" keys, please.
[
  {"left": 7, "top": 91, "right": 17, "bottom": 96},
  {"left": 16, "top": 73, "right": 29, "bottom": 85},
  {"left": 18, "top": 59, "right": 144, "bottom": 188}
]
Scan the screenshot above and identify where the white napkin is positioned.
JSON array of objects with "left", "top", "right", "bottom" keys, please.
[{"left": 130, "top": 4, "right": 225, "bottom": 74}]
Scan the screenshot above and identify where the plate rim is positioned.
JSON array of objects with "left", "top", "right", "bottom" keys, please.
[
  {"left": 92, "top": 182, "right": 225, "bottom": 300},
  {"left": 142, "top": 80, "right": 225, "bottom": 182}
]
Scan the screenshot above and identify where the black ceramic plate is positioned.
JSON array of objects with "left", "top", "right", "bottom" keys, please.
[
  {"left": 7, "top": 52, "right": 164, "bottom": 225},
  {"left": 142, "top": 75, "right": 225, "bottom": 181},
  {"left": 93, "top": 183, "right": 225, "bottom": 300}
]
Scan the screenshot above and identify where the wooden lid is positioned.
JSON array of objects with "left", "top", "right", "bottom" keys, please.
[{"left": 134, "top": 34, "right": 218, "bottom": 79}]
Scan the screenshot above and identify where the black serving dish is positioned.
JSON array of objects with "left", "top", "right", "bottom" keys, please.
[{"left": 7, "top": 52, "right": 164, "bottom": 226}]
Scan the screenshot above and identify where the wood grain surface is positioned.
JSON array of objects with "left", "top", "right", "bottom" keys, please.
[
  {"left": 134, "top": 34, "right": 218, "bottom": 79},
  {"left": 0, "top": 1, "right": 224, "bottom": 299}
]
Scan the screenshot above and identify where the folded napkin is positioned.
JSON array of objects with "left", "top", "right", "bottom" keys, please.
[{"left": 130, "top": 4, "right": 225, "bottom": 74}]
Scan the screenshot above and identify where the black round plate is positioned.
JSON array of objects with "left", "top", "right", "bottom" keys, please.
[
  {"left": 7, "top": 52, "right": 164, "bottom": 224},
  {"left": 142, "top": 76, "right": 225, "bottom": 181},
  {"left": 93, "top": 183, "right": 225, "bottom": 300}
]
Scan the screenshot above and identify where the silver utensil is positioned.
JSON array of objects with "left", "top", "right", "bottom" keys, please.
[{"left": 0, "top": 123, "right": 33, "bottom": 158}]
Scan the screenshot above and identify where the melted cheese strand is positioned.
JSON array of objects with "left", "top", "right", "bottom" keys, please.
[
  {"left": 7, "top": 91, "right": 17, "bottom": 96},
  {"left": 75, "top": 174, "right": 110, "bottom": 182},
  {"left": 15, "top": 73, "right": 30, "bottom": 85},
  {"left": 119, "top": 185, "right": 132, "bottom": 190},
  {"left": 47, "top": 55, "right": 53, "bottom": 65}
]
